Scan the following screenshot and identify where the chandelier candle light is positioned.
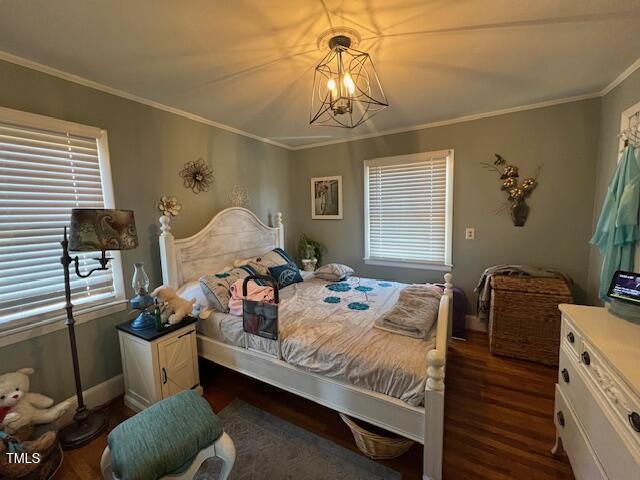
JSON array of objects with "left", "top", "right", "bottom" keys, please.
[{"left": 310, "top": 28, "right": 388, "bottom": 128}]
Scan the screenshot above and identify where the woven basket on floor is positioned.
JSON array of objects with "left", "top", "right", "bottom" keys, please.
[
  {"left": 339, "top": 413, "right": 414, "bottom": 459},
  {"left": 489, "top": 275, "right": 573, "bottom": 366}
]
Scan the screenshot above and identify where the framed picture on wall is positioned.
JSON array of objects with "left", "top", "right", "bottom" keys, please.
[{"left": 311, "top": 176, "right": 343, "bottom": 219}]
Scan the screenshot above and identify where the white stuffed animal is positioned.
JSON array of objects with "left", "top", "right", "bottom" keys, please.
[
  {"left": 151, "top": 286, "right": 196, "bottom": 325},
  {"left": 0, "top": 368, "right": 69, "bottom": 434}
]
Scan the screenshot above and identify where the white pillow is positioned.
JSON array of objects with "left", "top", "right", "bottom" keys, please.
[
  {"left": 314, "top": 263, "right": 355, "bottom": 282},
  {"left": 177, "top": 281, "right": 211, "bottom": 308}
]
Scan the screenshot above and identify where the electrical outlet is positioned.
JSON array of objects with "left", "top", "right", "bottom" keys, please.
[{"left": 465, "top": 227, "right": 475, "bottom": 240}]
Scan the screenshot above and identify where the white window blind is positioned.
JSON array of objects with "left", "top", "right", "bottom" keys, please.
[
  {"left": 364, "top": 150, "right": 453, "bottom": 269},
  {"left": 0, "top": 111, "right": 120, "bottom": 330}
]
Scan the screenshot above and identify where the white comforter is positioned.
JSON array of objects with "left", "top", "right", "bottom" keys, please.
[{"left": 198, "top": 276, "right": 437, "bottom": 406}]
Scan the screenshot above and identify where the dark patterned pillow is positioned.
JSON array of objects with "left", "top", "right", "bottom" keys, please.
[
  {"left": 233, "top": 248, "right": 296, "bottom": 275},
  {"left": 268, "top": 263, "right": 303, "bottom": 290}
]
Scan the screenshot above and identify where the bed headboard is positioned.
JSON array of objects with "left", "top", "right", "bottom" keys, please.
[{"left": 159, "top": 207, "right": 284, "bottom": 288}]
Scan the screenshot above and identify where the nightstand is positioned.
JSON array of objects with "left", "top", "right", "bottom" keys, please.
[{"left": 117, "top": 317, "right": 202, "bottom": 412}]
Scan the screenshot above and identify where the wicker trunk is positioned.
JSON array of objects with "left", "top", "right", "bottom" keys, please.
[{"left": 489, "top": 275, "right": 573, "bottom": 366}]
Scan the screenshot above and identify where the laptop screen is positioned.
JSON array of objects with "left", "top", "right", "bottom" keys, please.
[{"left": 608, "top": 270, "right": 640, "bottom": 305}]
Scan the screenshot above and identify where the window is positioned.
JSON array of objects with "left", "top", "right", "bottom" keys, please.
[
  {"left": 0, "top": 107, "right": 125, "bottom": 333},
  {"left": 364, "top": 150, "right": 454, "bottom": 270}
]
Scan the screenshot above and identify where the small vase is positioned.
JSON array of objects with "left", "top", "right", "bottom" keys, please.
[
  {"left": 132, "top": 262, "right": 150, "bottom": 296},
  {"left": 510, "top": 200, "right": 530, "bottom": 227}
]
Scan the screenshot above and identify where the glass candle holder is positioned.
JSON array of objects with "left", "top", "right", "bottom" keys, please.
[{"left": 132, "top": 262, "right": 150, "bottom": 296}]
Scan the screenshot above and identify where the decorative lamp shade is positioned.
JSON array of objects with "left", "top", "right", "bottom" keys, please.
[{"left": 69, "top": 209, "right": 138, "bottom": 252}]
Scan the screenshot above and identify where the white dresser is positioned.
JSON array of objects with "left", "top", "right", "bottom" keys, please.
[{"left": 554, "top": 305, "right": 640, "bottom": 479}]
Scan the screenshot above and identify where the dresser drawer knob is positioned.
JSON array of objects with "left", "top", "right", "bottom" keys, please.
[
  {"left": 581, "top": 351, "right": 591, "bottom": 365},
  {"left": 567, "top": 332, "right": 575, "bottom": 343},
  {"left": 561, "top": 368, "right": 570, "bottom": 383},
  {"left": 630, "top": 412, "right": 640, "bottom": 433},
  {"left": 557, "top": 411, "right": 565, "bottom": 427}
]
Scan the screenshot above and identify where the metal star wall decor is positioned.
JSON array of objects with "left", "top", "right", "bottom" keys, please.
[{"left": 180, "top": 158, "right": 214, "bottom": 194}]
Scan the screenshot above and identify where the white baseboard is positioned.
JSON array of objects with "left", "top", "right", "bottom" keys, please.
[
  {"left": 57, "top": 374, "right": 124, "bottom": 427},
  {"left": 465, "top": 314, "right": 487, "bottom": 332}
]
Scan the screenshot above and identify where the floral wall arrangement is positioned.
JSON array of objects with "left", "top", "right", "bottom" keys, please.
[
  {"left": 180, "top": 158, "right": 214, "bottom": 194},
  {"left": 158, "top": 196, "right": 181, "bottom": 218},
  {"left": 481, "top": 154, "right": 540, "bottom": 227},
  {"left": 228, "top": 185, "right": 250, "bottom": 207}
]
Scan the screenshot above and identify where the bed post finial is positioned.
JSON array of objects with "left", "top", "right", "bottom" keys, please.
[
  {"left": 443, "top": 273, "right": 453, "bottom": 296},
  {"left": 160, "top": 214, "right": 172, "bottom": 236},
  {"left": 424, "top": 347, "right": 445, "bottom": 480},
  {"left": 426, "top": 350, "right": 445, "bottom": 392},
  {"left": 276, "top": 212, "right": 284, "bottom": 248},
  {"left": 159, "top": 214, "right": 178, "bottom": 288}
]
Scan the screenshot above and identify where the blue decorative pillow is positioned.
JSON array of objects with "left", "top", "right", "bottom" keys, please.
[
  {"left": 233, "top": 248, "right": 297, "bottom": 276},
  {"left": 268, "top": 263, "right": 303, "bottom": 289}
]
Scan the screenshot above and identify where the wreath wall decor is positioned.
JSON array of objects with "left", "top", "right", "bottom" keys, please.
[
  {"left": 180, "top": 158, "right": 214, "bottom": 194},
  {"left": 228, "top": 185, "right": 250, "bottom": 207}
]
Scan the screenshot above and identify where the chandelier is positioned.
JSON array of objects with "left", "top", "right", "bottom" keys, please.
[{"left": 310, "top": 29, "right": 389, "bottom": 128}]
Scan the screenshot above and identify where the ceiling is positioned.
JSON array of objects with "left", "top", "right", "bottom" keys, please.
[{"left": 1, "top": 0, "right": 639, "bottom": 149}]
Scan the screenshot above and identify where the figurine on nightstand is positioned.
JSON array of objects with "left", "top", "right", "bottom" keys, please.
[
  {"left": 153, "top": 299, "right": 163, "bottom": 332},
  {"left": 151, "top": 286, "right": 196, "bottom": 325}
]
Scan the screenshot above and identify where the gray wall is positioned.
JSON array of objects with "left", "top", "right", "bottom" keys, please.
[
  {"left": 0, "top": 59, "right": 292, "bottom": 401},
  {"left": 587, "top": 68, "right": 640, "bottom": 304},
  {"left": 291, "top": 100, "right": 601, "bottom": 309},
  {"left": 0, "top": 56, "right": 624, "bottom": 402}
]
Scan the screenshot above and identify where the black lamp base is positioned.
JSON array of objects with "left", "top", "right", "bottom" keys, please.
[{"left": 59, "top": 409, "right": 107, "bottom": 450}]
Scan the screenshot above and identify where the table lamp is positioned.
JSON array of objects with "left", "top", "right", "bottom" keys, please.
[
  {"left": 130, "top": 262, "right": 155, "bottom": 330},
  {"left": 60, "top": 208, "right": 138, "bottom": 449}
]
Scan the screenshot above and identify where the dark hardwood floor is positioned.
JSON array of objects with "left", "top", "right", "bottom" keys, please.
[{"left": 54, "top": 331, "right": 573, "bottom": 479}]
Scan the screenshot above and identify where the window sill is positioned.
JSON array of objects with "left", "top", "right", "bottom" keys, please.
[
  {"left": 364, "top": 258, "right": 453, "bottom": 272},
  {"left": 0, "top": 299, "right": 128, "bottom": 348}
]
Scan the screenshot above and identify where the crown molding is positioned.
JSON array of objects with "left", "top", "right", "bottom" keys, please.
[
  {"left": 0, "top": 51, "right": 293, "bottom": 151},
  {"left": 600, "top": 57, "right": 640, "bottom": 96},
  {"left": 290, "top": 92, "right": 601, "bottom": 150},
  {"left": 291, "top": 56, "right": 640, "bottom": 151},
  {"left": 1, "top": 49, "right": 638, "bottom": 152}
]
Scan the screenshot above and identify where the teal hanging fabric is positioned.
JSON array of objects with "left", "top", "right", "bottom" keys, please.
[{"left": 591, "top": 146, "right": 640, "bottom": 301}]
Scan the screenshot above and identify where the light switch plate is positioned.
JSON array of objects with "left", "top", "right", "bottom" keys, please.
[{"left": 465, "top": 227, "right": 475, "bottom": 240}]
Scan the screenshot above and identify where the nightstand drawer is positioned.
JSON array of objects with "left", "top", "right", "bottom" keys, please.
[
  {"left": 561, "top": 314, "right": 581, "bottom": 360},
  {"left": 558, "top": 347, "right": 640, "bottom": 479},
  {"left": 555, "top": 384, "right": 607, "bottom": 480}
]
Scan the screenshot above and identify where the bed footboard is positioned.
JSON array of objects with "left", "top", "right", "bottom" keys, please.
[{"left": 424, "top": 272, "right": 452, "bottom": 480}]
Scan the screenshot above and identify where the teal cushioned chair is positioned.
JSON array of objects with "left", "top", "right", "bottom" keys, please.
[{"left": 100, "top": 391, "right": 235, "bottom": 480}]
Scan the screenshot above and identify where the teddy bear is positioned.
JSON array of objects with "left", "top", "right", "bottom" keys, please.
[
  {"left": 0, "top": 428, "right": 57, "bottom": 479},
  {"left": 0, "top": 368, "right": 69, "bottom": 434},
  {"left": 151, "top": 286, "right": 196, "bottom": 325}
]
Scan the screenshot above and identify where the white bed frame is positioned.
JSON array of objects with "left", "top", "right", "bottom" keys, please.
[{"left": 158, "top": 207, "right": 452, "bottom": 480}]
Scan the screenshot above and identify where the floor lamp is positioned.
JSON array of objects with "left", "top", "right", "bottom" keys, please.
[{"left": 59, "top": 208, "right": 138, "bottom": 449}]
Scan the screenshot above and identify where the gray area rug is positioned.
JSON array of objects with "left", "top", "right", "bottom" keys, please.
[{"left": 210, "top": 399, "right": 402, "bottom": 480}]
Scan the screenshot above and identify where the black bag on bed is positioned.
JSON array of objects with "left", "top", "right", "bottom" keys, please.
[{"left": 242, "top": 274, "right": 279, "bottom": 341}]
